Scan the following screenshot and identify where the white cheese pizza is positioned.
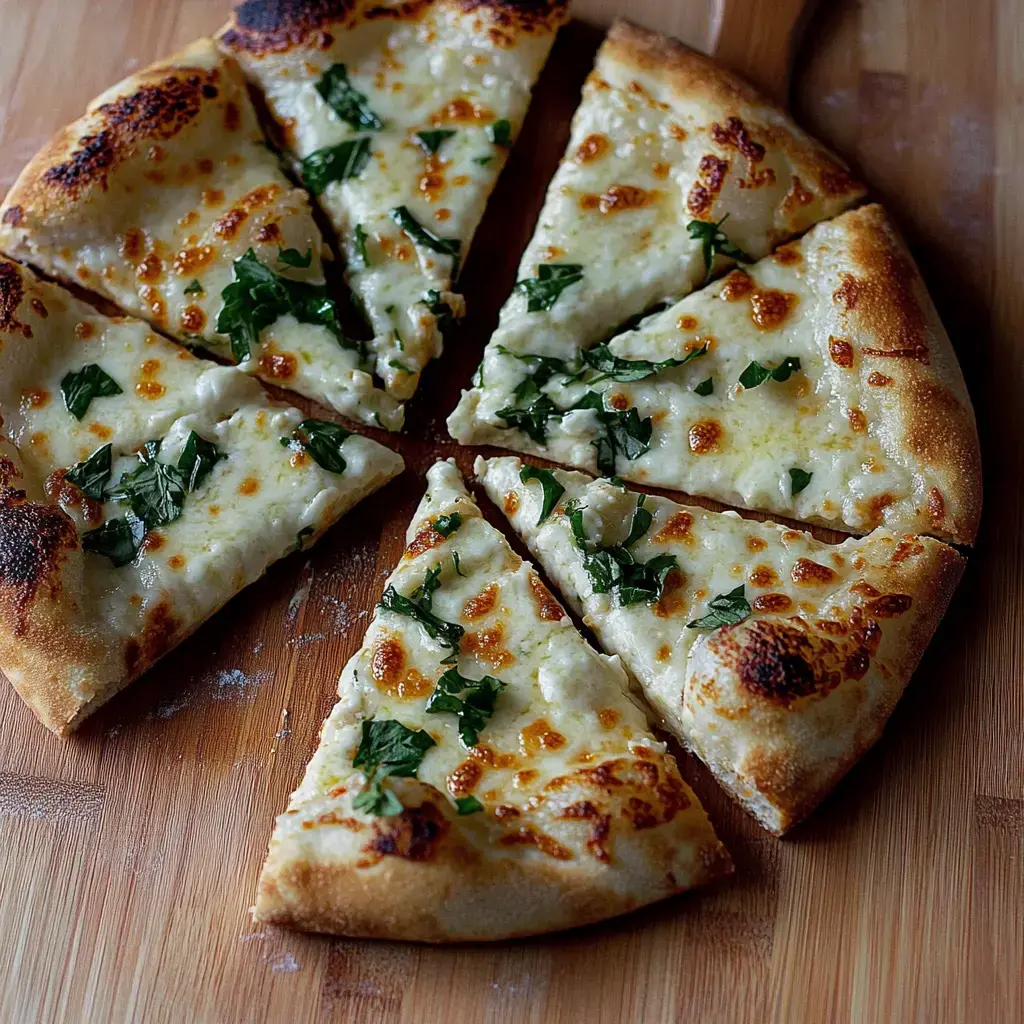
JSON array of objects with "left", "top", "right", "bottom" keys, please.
[
  {"left": 0, "top": 257, "right": 403, "bottom": 735},
  {"left": 0, "top": 39, "right": 402, "bottom": 430},
  {"left": 254, "top": 459, "right": 730, "bottom": 940},
  {"left": 478, "top": 456, "right": 965, "bottom": 834},
  {"left": 218, "top": 0, "right": 567, "bottom": 404},
  {"left": 449, "top": 18, "right": 866, "bottom": 440},
  {"left": 453, "top": 205, "right": 981, "bottom": 545}
]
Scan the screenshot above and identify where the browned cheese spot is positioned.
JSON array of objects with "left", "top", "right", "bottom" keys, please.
[
  {"left": 750, "top": 289, "right": 797, "bottom": 331},
  {"left": 462, "top": 582, "right": 498, "bottom": 621},
  {"left": 528, "top": 573, "right": 563, "bottom": 621},
  {"left": 575, "top": 133, "right": 609, "bottom": 163},
  {"left": 719, "top": 269, "right": 753, "bottom": 301},
  {"left": 790, "top": 557, "right": 837, "bottom": 586},
  {"left": 688, "top": 419, "right": 722, "bottom": 454},
  {"left": 829, "top": 336, "right": 854, "bottom": 368}
]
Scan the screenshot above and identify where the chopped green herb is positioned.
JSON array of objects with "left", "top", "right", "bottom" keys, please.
[
  {"left": 277, "top": 247, "right": 312, "bottom": 269},
  {"left": 389, "top": 358, "right": 413, "bottom": 374},
  {"left": 60, "top": 365, "right": 123, "bottom": 420},
  {"left": 426, "top": 667, "right": 506, "bottom": 747},
  {"left": 316, "top": 64, "right": 384, "bottom": 131},
  {"left": 433, "top": 512, "right": 463, "bottom": 538},
  {"left": 414, "top": 128, "right": 456, "bottom": 155},
  {"left": 789, "top": 467, "right": 813, "bottom": 496},
  {"left": 473, "top": 155, "right": 493, "bottom": 166},
  {"left": 486, "top": 119, "right": 512, "bottom": 145},
  {"left": 451, "top": 551, "right": 467, "bottom": 577},
  {"left": 455, "top": 795, "right": 483, "bottom": 815},
  {"left": 184, "top": 279, "right": 204, "bottom": 296},
  {"left": 621, "top": 494, "right": 653, "bottom": 548},
  {"left": 353, "top": 223, "right": 370, "bottom": 268},
  {"left": 300, "top": 136, "right": 372, "bottom": 193},
  {"left": 81, "top": 512, "right": 147, "bottom": 568},
  {"left": 472, "top": 361, "right": 485, "bottom": 387},
  {"left": 64, "top": 443, "right": 112, "bottom": 501},
  {"left": 687, "top": 214, "right": 753, "bottom": 283},
  {"left": 280, "top": 419, "right": 351, "bottom": 474},
  {"left": 687, "top": 585, "right": 751, "bottom": 630},
  {"left": 352, "top": 719, "right": 435, "bottom": 816},
  {"left": 495, "top": 345, "right": 576, "bottom": 387},
  {"left": 694, "top": 376, "right": 714, "bottom": 396},
  {"left": 217, "top": 249, "right": 346, "bottom": 363},
  {"left": 515, "top": 263, "right": 584, "bottom": 313},
  {"left": 422, "top": 289, "right": 457, "bottom": 340},
  {"left": 495, "top": 392, "right": 559, "bottom": 444},
  {"left": 580, "top": 341, "right": 706, "bottom": 384},
  {"left": 106, "top": 440, "right": 186, "bottom": 529},
  {"left": 519, "top": 465, "right": 564, "bottom": 525},
  {"left": 177, "top": 431, "right": 224, "bottom": 492},
  {"left": 379, "top": 573, "right": 465, "bottom": 660},
  {"left": 412, "top": 563, "right": 443, "bottom": 610},
  {"left": 389, "top": 206, "right": 461, "bottom": 263},
  {"left": 739, "top": 357, "right": 802, "bottom": 389}
]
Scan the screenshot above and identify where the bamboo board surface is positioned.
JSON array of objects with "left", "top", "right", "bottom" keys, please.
[{"left": 0, "top": 1, "right": 1021, "bottom": 1021}]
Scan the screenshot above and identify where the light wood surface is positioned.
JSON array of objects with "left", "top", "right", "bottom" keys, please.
[{"left": 0, "top": 1, "right": 1021, "bottom": 1022}]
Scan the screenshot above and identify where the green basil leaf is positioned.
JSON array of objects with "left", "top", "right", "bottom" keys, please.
[
  {"left": 353, "top": 223, "right": 370, "bottom": 268},
  {"left": 515, "top": 263, "right": 584, "bottom": 313},
  {"left": 426, "top": 667, "right": 506, "bottom": 747},
  {"left": 300, "top": 137, "right": 372, "bottom": 194},
  {"left": 433, "top": 512, "right": 463, "bottom": 538},
  {"left": 495, "top": 345, "right": 576, "bottom": 387},
  {"left": 281, "top": 419, "right": 350, "bottom": 475},
  {"left": 422, "top": 289, "right": 458, "bottom": 341},
  {"left": 352, "top": 719, "right": 435, "bottom": 817},
  {"left": 789, "top": 467, "right": 813, "bottom": 496},
  {"left": 389, "top": 206, "right": 461, "bottom": 263},
  {"left": 379, "top": 575, "right": 465, "bottom": 657},
  {"left": 455, "top": 795, "right": 483, "bottom": 815},
  {"left": 486, "top": 119, "right": 511, "bottom": 145},
  {"left": 622, "top": 494, "right": 652, "bottom": 548},
  {"left": 687, "top": 213, "right": 753, "bottom": 283},
  {"left": 739, "top": 357, "right": 802, "bottom": 389},
  {"left": 581, "top": 342, "right": 706, "bottom": 383},
  {"left": 277, "top": 247, "right": 312, "bottom": 269},
  {"left": 177, "top": 431, "right": 225, "bottom": 492},
  {"left": 519, "top": 464, "right": 564, "bottom": 524},
  {"left": 108, "top": 440, "right": 187, "bottom": 528},
  {"left": 496, "top": 393, "right": 558, "bottom": 444},
  {"left": 473, "top": 155, "right": 493, "bottom": 166},
  {"left": 60, "top": 365, "right": 123, "bottom": 420},
  {"left": 412, "top": 563, "right": 443, "bottom": 611},
  {"left": 389, "top": 358, "right": 412, "bottom": 374},
  {"left": 687, "top": 585, "right": 752, "bottom": 630},
  {"left": 184, "top": 279, "right": 204, "bottom": 296},
  {"left": 694, "top": 376, "right": 714, "bottom": 396},
  {"left": 65, "top": 443, "right": 112, "bottom": 500},
  {"left": 414, "top": 128, "right": 456, "bottom": 155},
  {"left": 81, "top": 511, "right": 147, "bottom": 568},
  {"left": 316, "top": 63, "right": 384, "bottom": 131},
  {"left": 452, "top": 550, "right": 467, "bottom": 577}
]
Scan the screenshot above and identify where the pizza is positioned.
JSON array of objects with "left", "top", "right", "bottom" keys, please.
[
  {"left": 0, "top": 257, "right": 404, "bottom": 735},
  {"left": 218, "top": 0, "right": 567, "bottom": 406},
  {"left": 477, "top": 456, "right": 965, "bottom": 834},
  {"left": 254, "top": 459, "right": 730, "bottom": 940},
  {"left": 451, "top": 204, "right": 981, "bottom": 545},
  {"left": 449, "top": 17, "right": 867, "bottom": 445},
  {"left": 0, "top": 38, "right": 403, "bottom": 431}
]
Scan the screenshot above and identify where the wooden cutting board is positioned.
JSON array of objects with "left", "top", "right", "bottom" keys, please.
[{"left": 1, "top": 1, "right": 1021, "bottom": 1021}]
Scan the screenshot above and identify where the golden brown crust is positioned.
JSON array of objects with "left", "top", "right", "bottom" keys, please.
[{"left": 218, "top": 0, "right": 569, "bottom": 57}]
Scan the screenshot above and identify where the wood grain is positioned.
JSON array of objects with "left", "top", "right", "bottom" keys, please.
[{"left": 0, "top": 1, "right": 1021, "bottom": 1022}]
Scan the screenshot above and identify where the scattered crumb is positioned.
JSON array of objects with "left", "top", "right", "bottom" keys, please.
[{"left": 267, "top": 951, "right": 300, "bottom": 973}]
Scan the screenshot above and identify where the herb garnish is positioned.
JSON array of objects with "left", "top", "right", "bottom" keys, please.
[
  {"left": 426, "top": 667, "right": 506, "bottom": 747},
  {"left": 65, "top": 443, "right": 112, "bottom": 500},
  {"left": 277, "top": 247, "right": 312, "bottom": 269},
  {"left": 687, "top": 585, "right": 751, "bottom": 629},
  {"left": 433, "top": 512, "right": 463, "bottom": 538},
  {"left": 378, "top": 571, "right": 465, "bottom": 661},
  {"left": 486, "top": 119, "right": 511, "bottom": 145},
  {"left": 184, "top": 279, "right": 204, "bottom": 296},
  {"left": 352, "top": 719, "right": 435, "bottom": 817},
  {"left": 515, "top": 263, "right": 584, "bottom": 312},
  {"left": 353, "top": 223, "right": 370, "bottom": 268},
  {"left": 414, "top": 129, "right": 456, "bottom": 155},
  {"left": 300, "top": 137, "right": 372, "bottom": 193},
  {"left": 694, "top": 376, "right": 714, "bottom": 396},
  {"left": 81, "top": 512, "right": 147, "bottom": 568},
  {"left": 389, "top": 206, "right": 461, "bottom": 263},
  {"left": 177, "top": 431, "right": 224, "bottom": 491},
  {"left": 580, "top": 341, "right": 706, "bottom": 384},
  {"left": 473, "top": 155, "right": 493, "bottom": 166},
  {"left": 280, "top": 419, "right": 351, "bottom": 475},
  {"left": 451, "top": 551, "right": 467, "bottom": 577},
  {"left": 739, "top": 357, "right": 801, "bottom": 389},
  {"left": 519, "top": 465, "right": 564, "bottom": 524},
  {"left": 316, "top": 64, "right": 384, "bottom": 131},
  {"left": 687, "top": 214, "right": 753, "bottom": 283},
  {"left": 60, "top": 365, "right": 123, "bottom": 420},
  {"left": 423, "top": 289, "right": 457, "bottom": 340},
  {"left": 455, "top": 795, "right": 483, "bottom": 815},
  {"left": 107, "top": 440, "right": 186, "bottom": 529},
  {"left": 789, "top": 468, "right": 813, "bottom": 496}
]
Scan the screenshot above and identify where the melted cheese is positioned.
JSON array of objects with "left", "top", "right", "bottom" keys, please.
[{"left": 223, "top": 2, "right": 563, "bottom": 401}]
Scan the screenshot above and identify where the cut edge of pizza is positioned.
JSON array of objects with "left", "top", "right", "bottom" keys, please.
[
  {"left": 253, "top": 458, "right": 731, "bottom": 941},
  {"left": 217, "top": 0, "right": 569, "bottom": 405},
  {"left": 0, "top": 36, "right": 404, "bottom": 431},
  {"left": 477, "top": 455, "right": 965, "bottom": 835},
  {"left": 452, "top": 203, "right": 981, "bottom": 546},
  {"left": 449, "top": 16, "right": 868, "bottom": 442},
  {"left": 0, "top": 256, "right": 404, "bottom": 735}
]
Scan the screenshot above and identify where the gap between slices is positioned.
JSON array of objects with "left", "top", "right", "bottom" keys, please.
[
  {"left": 477, "top": 456, "right": 966, "bottom": 835},
  {"left": 0, "top": 257, "right": 403, "bottom": 735},
  {"left": 217, "top": 0, "right": 568, "bottom": 408},
  {"left": 254, "top": 459, "right": 730, "bottom": 941}
]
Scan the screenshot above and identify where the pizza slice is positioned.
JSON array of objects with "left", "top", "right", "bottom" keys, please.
[
  {"left": 0, "top": 38, "right": 402, "bottom": 430},
  {"left": 0, "top": 257, "right": 404, "bottom": 735},
  {"left": 254, "top": 459, "right": 730, "bottom": 940},
  {"left": 478, "top": 456, "right": 965, "bottom": 835},
  {"left": 217, "top": 0, "right": 567, "bottom": 403},
  {"left": 449, "top": 18, "right": 866, "bottom": 437},
  {"left": 453, "top": 205, "right": 981, "bottom": 545}
]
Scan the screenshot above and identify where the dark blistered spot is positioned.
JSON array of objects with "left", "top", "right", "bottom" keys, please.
[
  {"left": 499, "top": 824, "right": 572, "bottom": 860},
  {"left": 865, "top": 594, "right": 912, "bottom": 618},
  {"left": 224, "top": 101, "right": 242, "bottom": 131},
  {"left": 41, "top": 72, "right": 216, "bottom": 196},
  {"left": 852, "top": 618, "right": 883, "bottom": 654},
  {"left": 559, "top": 802, "right": 611, "bottom": 863},
  {"left": 710, "top": 117, "right": 765, "bottom": 162},
  {"left": 829, "top": 335, "right": 854, "bottom": 368},
  {"left": 737, "top": 621, "right": 840, "bottom": 706},
  {"left": 364, "top": 802, "right": 449, "bottom": 861},
  {"left": 686, "top": 155, "right": 729, "bottom": 217},
  {"left": 844, "top": 648, "right": 870, "bottom": 680},
  {"left": 0, "top": 261, "right": 32, "bottom": 338},
  {"left": 752, "top": 593, "right": 792, "bottom": 613},
  {"left": 2, "top": 205, "right": 24, "bottom": 226}
]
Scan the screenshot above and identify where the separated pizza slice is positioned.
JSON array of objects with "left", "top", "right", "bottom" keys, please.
[
  {"left": 0, "top": 38, "right": 403, "bottom": 430},
  {"left": 254, "top": 459, "right": 730, "bottom": 940},
  {"left": 449, "top": 18, "right": 866, "bottom": 433},
  {"left": 218, "top": 0, "right": 567, "bottom": 403},
  {"left": 478, "top": 456, "right": 965, "bottom": 835},
  {"left": 454, "top": 205, "right": 981, "bottom": 545},
  {"left": 0, "top": 258, "right": 403, "bottom": 735}
]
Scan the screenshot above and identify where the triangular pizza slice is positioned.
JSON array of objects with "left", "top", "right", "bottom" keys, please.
[
  {"left": 0, "top": 39, "right": 402, "bottom": 430},
  {"left": 0, "top": 257, "right": 403, "bottom": 735},
  {"left": 478, "top": 456, "right": 965, "bottom": 835},
  {"left": 218, "top": 0, "right": 567, "bottom": 404},
  {"left": 449, "top": 18, "right": 866, "bottom": 438},
  {"left": 454, "top": 205, "right": 981, "bottom": 545},
  {"left": 254, "top": 460, "right": 730, "bottom": 940}
]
